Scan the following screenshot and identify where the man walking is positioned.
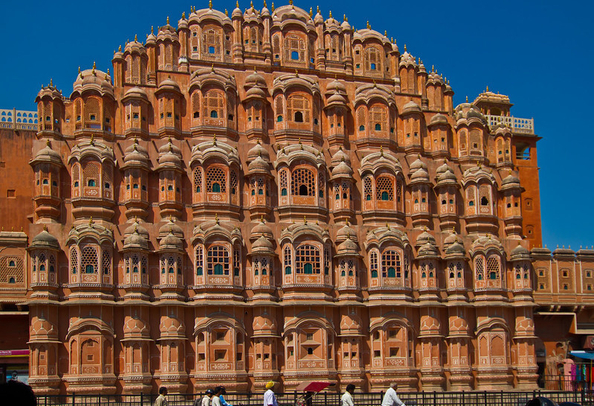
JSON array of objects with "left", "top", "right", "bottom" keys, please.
[
  {"left": 381, "top": 383, "right": 405, "bottom": 406},
  {"left": 263, "top": 381, "right": 278, "bottom": 406},
  {"left": 155, "top": 387, "right": 168, "bottom": 406},
  {"left": 341, "top": 384, "right": 355, "bottom": 406}
]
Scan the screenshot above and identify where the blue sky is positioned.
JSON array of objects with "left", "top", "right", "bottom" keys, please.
[{"left": 1, "top": 0, "right": 592, "bottom": 250}]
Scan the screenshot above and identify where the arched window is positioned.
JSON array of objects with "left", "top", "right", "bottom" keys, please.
[
  {"left": 284, "top": 245, "right": 292, "bottom": 275},
  {"left": 280, "top": 169, "right": 288, "bottom": 197},
  {"left": 476, "top": 257, "right": 485, "bottom": 281},
  {"left": 487, "top": 255, "right": 500, "bottom": 280},
  {"left": 287, "top": 95, "right": 310, "bottom": 124},
  {"left": 203, "top": 90, "right": 224, "bottom": 121},
  {"left": 295, "top": 244, "right": 320, "bottom": 274},
  {"left": 208, "top": 245, "right": 230, "bottom": 276},
  {"left": 364, "top": 177, "right": 372, "bottom": 201},
  {"left": 382, "top": 250, "right": 400, "bottom": 278},
  {"left": 376, "top": 176, "right": 394, "bottom": 201},
  {"left": 207, "top": 167, "right": 226, "bottom": 193},
  {"left": 196, "top": 246, "right": 204, "bottom": 276},
  {"left": 481, "top": 196, "right": 489, "bottom": 206},
  {"left": 370, "top": 251, "right": 379, "bottom": 278},
  {"left": 81, "top": 245, "right": 98, "bottom": 274},
  {"left": 291, "top": 168, "right": 315, "bottom": 197}
]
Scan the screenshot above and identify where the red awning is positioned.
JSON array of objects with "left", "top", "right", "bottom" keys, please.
[{"left": 294, "top": 382, "right": 332, "bottom": 393}]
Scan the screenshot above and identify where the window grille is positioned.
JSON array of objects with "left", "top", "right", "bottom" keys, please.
[
  {"left": 207, "top": 167, "right": 226, "bottom": 193},
  {"left": 295, "top": 244, "right": 320, "bottom": 274},
  {"left": 291, "top": 168, "right": 315, "bottom": 196},
  {"left": 208, "top": 245, "right": 230, "bottom": 275}
]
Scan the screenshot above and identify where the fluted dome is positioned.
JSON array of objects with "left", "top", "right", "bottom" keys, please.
[
  {"left": 410, "top": 157, "right": 427, "bottom": 172},
  {"left": 247, "top": 142, "right": 270, "bottom": 161},
  {"left": 72, "top": 65, "right": 113, "bottom": 98},
  {"left": 511, "top": 244, "right": 531, "bottom": 261},
  {"left": 444, "top": 231, "right": 463, "bottom": 247},
  {"left": 157, "top": 139, "right": 182, "bottom": 168},
  {"left": 30, "top": 229, "right": 60, "bottom": 250},
  {"left": 445, "top": 241, "right": 466, "bottom": 257},
  {"left": 123, "top": 139, "right": 150, "bottom": 168},
  {"left": 245, "top": 70, "right": 267, "bottom": 88},
  {"left": 124, "top": 219, "right": 149, "bottom": 239},
  {"left": 331, "top": 148, "right": 350, "bottom": 166},
  {"left": 124, "top": 228, "right": 149, "bottom": 250},
  {"left": 159, "top": 231, "right": 183, "bottom": 251},
  {"left": 156, "top": 76, "right": 181, "bottom": 95},
  {"left": 252, "top": 235, "right": 274, "bottom": 254},
  {"left": 337, "top": 237, "right": 359, "bottom": 256},
  {"left": 30, "top": 141, "right": 62, "bottom": 166},
  {"left": 502, "top": 173, "right": 521, "bottom": 187},
  {"left": 159, "top": 218, "right": 184, "bottom": 238},
  {"left": 418, "top": 242, "right": 439, "bottom": 258},
  {"left": 122, "top": 86, "right": 148, "bottom": 103},
  {"left": 326, "top": 79, "right": 346, "bottom": 95},
  {"left": 416, "top": 230, "right": 436, "bottom": 247},
  {"left": 248, "top": 155, "right": 271, "bottom": 174},
  {"left": 430, "top": 113, "right": 448, "bottom": 126},
  {"left": 331, "top": 160, "right": 353, "bottom": 178}
]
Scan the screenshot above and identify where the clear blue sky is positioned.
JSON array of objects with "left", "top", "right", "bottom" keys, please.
[{"left": 1, "top": 0, "right": 592, "bottom": 250}]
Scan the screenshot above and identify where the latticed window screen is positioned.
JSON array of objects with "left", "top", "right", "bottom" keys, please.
[
  {"left": 70, "top": 247, "right": 78, "bottom": 273},
  {"left": 487, "top": 256, "right": 500, "bottom": 280},
  {"left": 381, "top": 250, "right": 400, "bottom": 278},
  {"left": 295, "top": 244, "right": 320, "bottom": 274},
  {"left": 291, "top": 168, "right": 315, "bottom": 196},
  {"left": 456, "top": 262, "right": 463, "bottom": 278},
  {"left": 323, "top": 247, "right": 330, "bottom": 274},
  {"left": 284, "top": 36, "right": 305, "bottom": 61},
  {"left": 167, "top": 256, "right": 175, "bottom": 274},
  {"left": 364, "top": 177, "right": 372, "bottom": 200},
  {"left": 357, "top": 108, "right": 366, "bottom": 130},
  {"left": 272, "top": 35, "right": 280, "bottom": 55},
  {"left": 428, "top": 262, "right": 435, "bottom": 277},
  {"left": 448, "top": 262, "right": 456, "bottom": 278},
  {"left": 397, "top": 179, "right": 403, "bottom": 204},
  {"left": 334, "top": 184, "right": 340, "bottom": 199},
  {"left": 141, "top": 256, "right": 148, "bottom": 274},
  {"left": 347, "top": 260, "right": 354, "bottom": 276},
  {"left": 280, "top": 170, "right": 288, "bottom": 191},
  {"left": 284, "top": 245, "right": 292, "bottom": 274},
  {"left": 208, "top": 245, "right": 230, "bottom": 275},
  {"left": 102, "top": 249, "right": 111, "bottom": 275},
  {"left": 177, "top": 257, "right": 182, "bottom": 275},
  {"left": 370, "top": 105, "right": 386, "bottom": 130},
  {"left": 233, "top": 247, "right": 240, "bottom": 276},
  {"left": 275, "top": 97, "right": 283, "bottom": 117},
  {"left": 194, "top": 168, "right": 203, "bottom": 193},
  {"left": 230, "top": 171, "right": 238, "bottom": 194},
  {"left": 287, "top": 95, "right": 310, "bottom": 123},
  {"left": 192, "top": 93, "right": 200, "bottom": 118},
  {"left": 207, "top": 167, "right": 226, "bottom": 193},
  {"left": 38, "top": 253, "right": 46, "bottom": 271},
  {"left": 196, "top": 246, "right": 204, "bottom": 275},
  {"left": 318, "top": 171, "right": 325, "bottom": 198},
  {"left": 81, "top": 246, "right": 98, "bottom": 274},
  {"left": 72, "top": 163, "right": 80, "bottom": 187},
  {"left": 132, "top": 255, "right": 140, "bottom": 273},
  {"left": 202, "top": 29, "right": 221, "bottom": 55},
  {"left": 83, "top": 161, "right": 100, "bottom": 187},
  {"left": 370, "top": 251, "right": 378, "bottom": 277},
  {"left": 364, "top": 47, "right": 381, "bottom": 71},
  {"left": 0, "top": 257, "right": 24, "bottom": 283},
  {"left": 260, "top": 257, "right": 269, "bottom": 275},
  {"left": 49, "top": 255, "right": 55, "bottom": 272},
  {"left": 339, "top": 259, "right": 346, "bottom": 276},
  {"left": 203, "top": 90, "right": 224, "bottom": 119},
  {"left": 376, "top": 176, "right": 394, "bottom": 201},
  {"left": 475, "top": 257, "right": 485, "bottom": 280}
]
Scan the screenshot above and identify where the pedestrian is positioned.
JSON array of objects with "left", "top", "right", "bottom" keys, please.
[
  {"left": 381, "top": 383, "right": 405, "bottom": 406},
  {"left": 341, "top": 384, "right": 355, "bottom": 406},
  {"left": 216, "top": 386, "right": 233, "bottom": 406},
  {"left": 195, "top": 389, "right": 214, "bottom": 406},
  {"left": 212, "top": 387, "right": 222, "bottom": 406},
  {"left": 263, "top": 381, "right": 278, "bottom": 406},
  {"left": 155, "top": 387, "right": 168, "bottom": 406}
]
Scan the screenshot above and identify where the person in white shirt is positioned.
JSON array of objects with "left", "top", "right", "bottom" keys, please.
[
  {"left": 381, "top": 383, "right": 405, "bottom": 406},
  {"left": 212, "top": 390, "right": 222, "bottom": 406},
  {"left": 341, "top": 384, "right": 355, "bottom": 406},
  {"left": 197, "top": 389, "right": 214, "bottom": 406},
  {"left": 263, "top": 381, "right": 278, "bottom": 406}
]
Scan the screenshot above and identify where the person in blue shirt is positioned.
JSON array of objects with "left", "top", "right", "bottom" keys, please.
[{"left": 216, "top": 386, "right": 233, "bottom": 406}]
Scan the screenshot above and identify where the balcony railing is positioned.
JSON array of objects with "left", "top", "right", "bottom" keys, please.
[{"left": 485, "top": 114, "right": 534, "bottom": 134}]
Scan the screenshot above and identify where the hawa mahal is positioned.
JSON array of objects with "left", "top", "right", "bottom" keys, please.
[{"left": 0, "top": 0, "right": 591, "bottom": 396}]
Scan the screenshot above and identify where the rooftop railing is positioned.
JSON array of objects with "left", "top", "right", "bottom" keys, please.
[
  {"left": 0, "top": 108, "right": 38, "bottom": 131},
  {"left": 485, "top": 114, "right": 535, "bottom": 134}
]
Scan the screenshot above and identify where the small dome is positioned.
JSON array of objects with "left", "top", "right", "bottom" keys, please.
[
  {"left": 123, "top": 139, "right": 150, "bottom": 167},
  {"left": 123, "top": 86, "right": 148, "bottom": 103},
  {"left": 159, "top": 218, "right": 184, "bottom": 238},
  {"left": 124, "top": 228, "right": 149, "bottom": 250},
  {"left": 436, "top": 161, "right": 451, "bottom": 175},
  {"left": 251, "top": 219, "right": 273, "bottom": 241},
  {"left": 336, "top": 222, "right": 357, "bottom": 243},
  {"left": 124, "top": 219, "right": 149, "bottom": 238},
  {"left": 331, "top": 161, "right": 353, "bottom": 178},
  {"left": 445, "top": 241, "right": 466, "bottom": 256},
  {"left": 337, "top": 237, "right": 359, "bottom": 256},
  {"left": 246, "top": 86, "right": 266, "bottom": 100},
  {"left": 245, "top": 70, "right": 267, "bottom": 88},
  {"left": 416, "top": 230, "right": 436, "bottom": 247},
  {"left": 30, "top": 229, "right": 60, "bottom": 250},
  {"left": 252, "top": 235, "right": 274, "bottom": 254},
  {"left": 124, "top": 39, "right": 146, "bottom": 55},
  {"left": 341, "top": 19, "right": 351, "bottom": 31},
  {"left": 31, "top": 141, "right": 62, "bottom": 166},
  {"left": 411, "top": 167, "right": 430, "bottom": 182},
  {"left": 502, "top": 173, "right": 521, "bottom": 187},
  {"left": 159, "top": 231, "right": 183, "bottom": 250},
  {"left": 247, "top": 142, "right": 269, "bottom": 161},
  {"left": 511, "top": 244, "right": 531, "bottom": 261},
  {"left": 331, "top": 148, "right": 350, "bottom": 166},
  {"left": 156, "top": 77, "right": 181, "bottom": 95},
  {"left": 248, "top": 155, "right": 271, "bottom": 174},
  {"left": 444, "top": 231, "right": 463, "bottom": 247},
  {"left": 326, "top": 79, "right": 346, "bottom": 94},
  {"left": 402, "top": 100, "right": 421, "bottom": 114},
  {"left": 72, "top": 66, "right": 114, "bottom": 98},
  {"left": 430, "top": 113, "right": 448, "bottom": 126},
  {"left": 418, "top": 242, "right": 439, "bottom": 258},
  {"left": 158, "top": 139, "right": 182, "bottom": 168},
  {"left": 232, "top": 4, "right": 243, "bottom": 19},
  {"left": 410, "top": 157, "right": 427, "bottom": 172},
  {"left": 327, "top": 91, "right": 347, "bottom": 106}
]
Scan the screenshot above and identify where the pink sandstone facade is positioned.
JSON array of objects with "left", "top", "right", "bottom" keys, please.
[{"left": 0, "top": 1, "right": 591, "bottom": 396}]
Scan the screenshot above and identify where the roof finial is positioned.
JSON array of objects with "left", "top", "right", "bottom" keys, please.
[
  {"left": 260, "top": 215, "right": 265, "bottom": 223},
  {"left": 89, "top": 217, "right": 94, "bottom": 227},
  {"left": 90, "top": 135, "right": 95, "bottom": 145},
  {"left": 182, "top": 11, "right": 186, "bottom": 19},
  {"left": 465, "top": 95, "right": 468, "bottom": 102},
  {"left": 50, "top": 78, "right": 53, "bottom": 87},
  {"left": 43, "top": 224, "right": 48, "bottom": 232},
  {"left": 366, "top": 21, "right": 370, "bottom": 29},
  {"left": 404, "top": 44, "right": 407, "bottom": 51},
  {"left": 167, "top": 16, "right": 170, "bottom": 24},
  {"left": 486, "top": 85, "right": 489, "bottom": 92},
  {"left": 263, "top": 0, "right": 267, "bottom": 7},
  {"left": 271, "top": 2, "right": 275, "bottom": 11},
  {"left": 225, "top": 9, "right": 228, "bottom": 16},
  {"left": 209, "top": 0, "right": 213, "bottom": 9},
  {"left": 215, "top": 213, "right": 219, "bottom": 224},
  {"left": 151, "top": 26, "right": 154, "bottom": 34},
  {"left": 380, "top": 145, "right": 384, "bottom": 156},
  {"left": 304, "top": 216, "right": 307, "bottom": 225},
  {"left": 309, "top": 7, "right": 313, "bottom": 16},
  {"left": 329, "top": 10, "right": 332, "bottom": 18},
  {"left": 236, "top": 0, "right": 240, "bottom": 7},
  {"left": 134, "top": 34, "right": 138, "bottom": 41},
  {"left": 295, "top": 69, "right": 299, "bottom": 77},
  {"left": 431, "top": 65, "right": 435, "bottom": 72},
  {"left": 317, "top": 5, "right": 320, "bottom": 13},
  {"left": 289, "top": 0, "right": 293, "bottom": 5},
  {"left": 251, "top": 0, "right": 254, "bottom": 8}
]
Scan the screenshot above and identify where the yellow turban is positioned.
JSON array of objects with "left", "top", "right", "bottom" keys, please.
[{"left": 266, "top": 381, "right": 274, "bottom": 389}]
